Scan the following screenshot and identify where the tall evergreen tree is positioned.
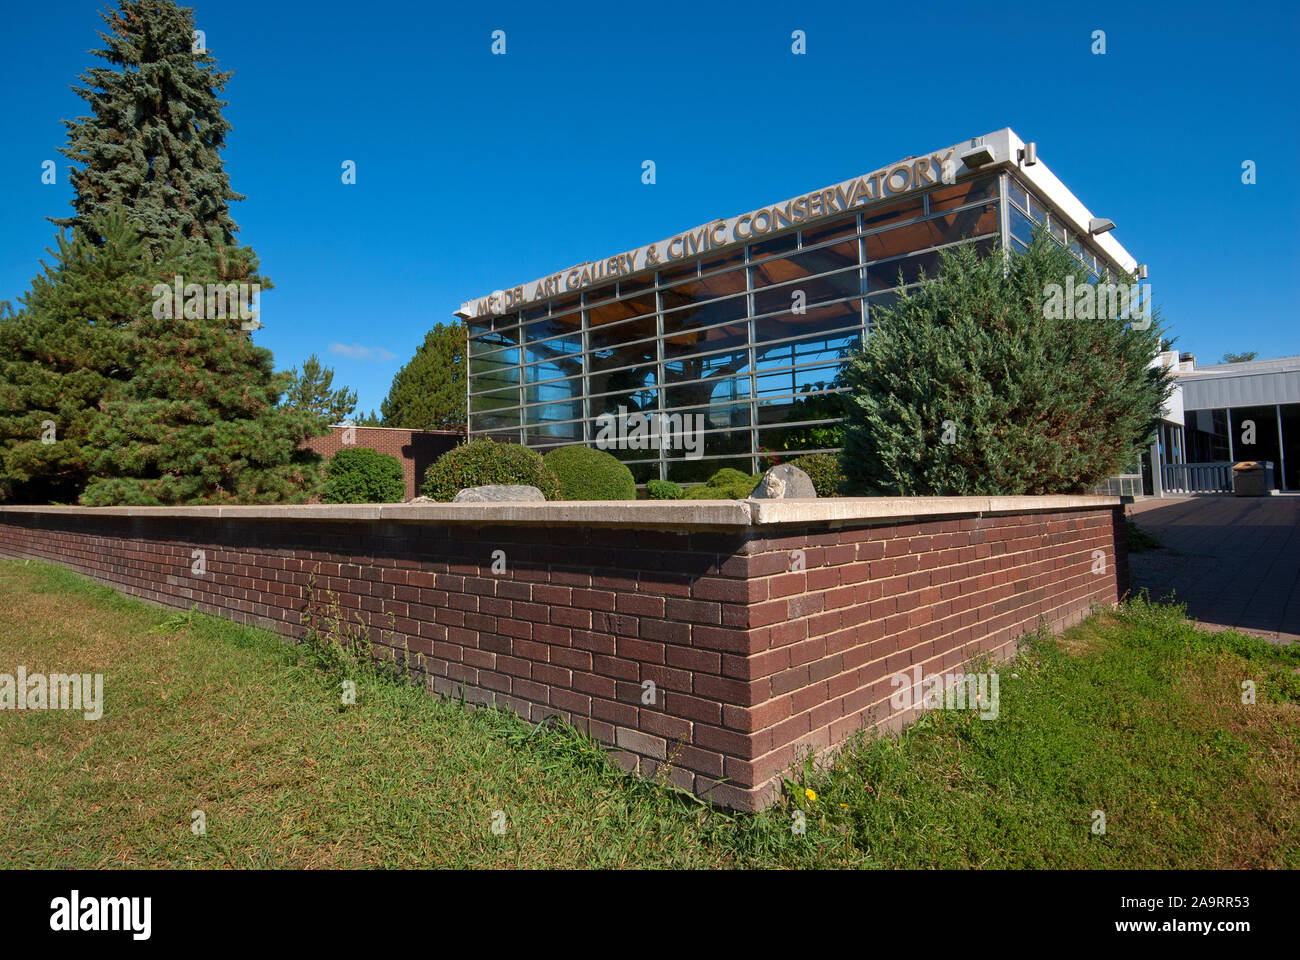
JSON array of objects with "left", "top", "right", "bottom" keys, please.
[
  {"left": 0, "top": 209, "right": 149, "bottom": 503},
  {"left": 283, "top": 354, "right": 358, "bottom": 424},
  {"left": 80, "top": 242, "right": 325, "bottom": 505},
  {"left": 54, "top": 0, "right": 248, "bottom": 250},
  {"left": 380, "top": 323, "right": 467, "bottom": 430},
  {"left": 841, "top": 232, "right": 1172, "bottom": 495}
]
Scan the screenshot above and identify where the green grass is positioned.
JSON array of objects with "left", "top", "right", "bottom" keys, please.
[{"left": 1, "top": 559, "right": 1295, "bottom": 868}]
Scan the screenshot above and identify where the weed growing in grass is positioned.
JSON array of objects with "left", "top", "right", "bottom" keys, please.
[
  {"left": 299, "top": 569, "right": 397, "bottom": 681},
  {"left": 1125, "top": 517, "right": 1162, "bottom": 553}
]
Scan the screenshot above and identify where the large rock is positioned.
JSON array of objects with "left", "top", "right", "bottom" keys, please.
[
  {"left": 749, "top": 464, "right": 817, "bottom": 499},
  {"left": 451, "top": 484, "right": 546, "bottom": 503}
]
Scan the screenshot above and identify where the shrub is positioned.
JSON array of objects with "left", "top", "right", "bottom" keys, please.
[
  {"left": 542, "top": 445, "right": 635, "bottom": 501},
  {"left": 706, "top": 467, "right": 754, "bottom": 488},
  {"left": 646, "top": 479, "right": 683, "bottom": 500},
  {"left": 788, "top": 453, "right": 847, "bottom": 497},
  {"left": 322, "top": 447, "right": 406, "bottom": 504},
  {"left": 421, "top": 438, "right": 560, "bottom": 501},
  {"left": 841, "top": 231, "right": 1171, "bottom": 495}
]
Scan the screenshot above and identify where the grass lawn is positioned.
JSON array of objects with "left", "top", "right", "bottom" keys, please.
[{"left": 1, "top": 557, "right": 1296, "bottom": 868}]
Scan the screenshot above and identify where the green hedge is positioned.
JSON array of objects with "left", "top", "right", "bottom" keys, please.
[
  {"left": 421, "top": 438, "right": 560, "bottom": 502},
  {"left": 645, "top": 479, "right": 683, "bottom": 500},
  {"left": 787, "top": 453, "right": 847, "bottom": 497},
  {"left": 322, "top": 447, "right": 406, "bottom": 504},
  {"left": 542, "top": 445, "right": 635, "bottom": 500}
]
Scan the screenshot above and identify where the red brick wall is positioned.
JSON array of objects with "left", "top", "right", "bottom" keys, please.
[
  {"left": 301, "top": 426, "right": 462, "bottom": 499},
  {"left": 0, "top": 503, "right": 1126, "bottom": 810}
]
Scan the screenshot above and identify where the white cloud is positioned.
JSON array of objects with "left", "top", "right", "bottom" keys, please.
[{"left": 328, "top": 342, "right": 396, "bottom": 362}]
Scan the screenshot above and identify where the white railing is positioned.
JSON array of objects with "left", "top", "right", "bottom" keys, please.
[{"left": 1162, "top": 461, "right": 1234, "bottom": 494}]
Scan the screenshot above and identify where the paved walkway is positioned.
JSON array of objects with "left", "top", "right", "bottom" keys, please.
[{"left": 1127, "top": 495, "right": 1300, "bottom": 644}]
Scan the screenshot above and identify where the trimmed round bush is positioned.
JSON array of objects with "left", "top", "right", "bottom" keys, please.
[
  {"left": 323, "top": 447, "right": 406, "bottom": 504},
  {"left": 543, "top": 445, "right": 635, "bottom": 501},
  {"left": 787, "top": 453, "right": 847, "bottom": 497},
  {"left": 422, "top": 438, "right": 560, "bottom": 502},
  {"left": 706, "top": 467, "right": 754, "bottom": 488},
  {"left": 645, "top": 479, "right": 683, "bottom": 500}
]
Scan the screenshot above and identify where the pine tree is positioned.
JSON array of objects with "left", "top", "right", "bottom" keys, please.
[
  {"left": 380, "top": 323, "right": 467, "bottom": 430},
  {"left": 54, "top": 0, "right": 248, "bottom": 250},
  {"left": 283, "top": 354, "right": 358, "bottom": 424},
  {"left": 80, "top": 242, "right": 325, "bottom": 505},
  {"left": 0, "top": 209, "right": 149, "bottom": 503},
  {"left": 841, "top": 232, "right": 1172, "bottom": 495}
]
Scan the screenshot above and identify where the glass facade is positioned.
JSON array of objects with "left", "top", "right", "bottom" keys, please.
[{"left": 464, "top": 170, "right": 1127, "bottom": 483}]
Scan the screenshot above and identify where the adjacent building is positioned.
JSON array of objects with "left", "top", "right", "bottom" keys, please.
[{"left": 456, "top": 128, "right": 1144, "bottom": 484}]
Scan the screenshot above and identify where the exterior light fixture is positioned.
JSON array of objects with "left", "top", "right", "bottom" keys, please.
[
  {"left": 1089, "top": 217, "right": 1116, "bottom": 235},
  {"left": 960, "top": 143, "right": 996, "bottom": 168},
  {"left": 1136, "top": 264, "right": 1148, "bottom": 279},
  {"left": 1018, "top": 142, "right": 1038, "bottom": 165}
]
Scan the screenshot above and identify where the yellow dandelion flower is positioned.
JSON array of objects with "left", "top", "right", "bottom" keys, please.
[{"left": 804, "top": 788, "right": 817, "bottom": 803}]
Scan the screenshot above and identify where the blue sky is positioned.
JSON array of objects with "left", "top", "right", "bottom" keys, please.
[{"left": 2, "top": 0, "right": 1297, "bottom": 415}]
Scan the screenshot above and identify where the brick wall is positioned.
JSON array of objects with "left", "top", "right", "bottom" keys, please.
[
  {"left": 0, "top": 498, "right": 1127, "bottom": 811},
  {"left": 301, "top": 426, "right": 462, "bottom": 499}
]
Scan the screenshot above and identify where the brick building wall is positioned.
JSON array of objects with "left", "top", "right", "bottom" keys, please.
[
  {"left": 0, "top": 497, "right": 1126, "bottom": 811},
  {"left": 301, "top": 426, "right": 462, "bottom": 499}
]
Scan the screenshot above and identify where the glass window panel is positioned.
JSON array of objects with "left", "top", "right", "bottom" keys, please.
[
  {"left": 525, "top": 313, "right": 581, "bottom": 342},
  {"left": 469, "top": 326, "right": 519, "bottom": 356},
  {"left": 1025, "top": 192, "right": 1045, "bottom": 224},
  {"left": 752, "top": 271, "right": 861, "bottom": 317},
  {"left": 662, "top": 321, "right": 749, "bottom": 358},
  {"left": 755, "top": 364, "right": 843, "bottom": 397},
  {"left": 469, "top": 388, "right": 521, "bottom": 412},
  {"left": 751, "top": 240, "right": 858, "bottom": 288},
  {"left": 584, "top": 284, "right": 616, "bottom": 306},
  {"left": 754, "top": 299, "right": 862, "bottom": 345},
  {"left": 661, "top": 291, "right": 749, "bottom": 336},
  {"left": 523, "top": 396, "right": 582, "bottom": 422},
  {"left": 470, "top": 409, "right": 521, "bottom": 431},
  {"left": 756, "top": 328, "right": 860, "bottom": 368},
  {"left": 470, "top": 352, "right": 519, "bottom": 382},
  {"left": 861, "top": 194, "right": 925, "bottom": 232},
  {"left": 661, "top": 269, "right": 747, "bottom": 310},
  {"left": 1007, "top": 177, "right": 1028, "bottom": 213},
  {"left": 685, "top": 429, "right": 754, "bottom": 459},
  {"left": 662, "top": 401, "right": 751, "bottom": 430},
  {"left": 802, "top": 215, "right": 858, "bottom": 246},
  {"left": 589, "top": 293, "right": 655, "bottom": 326},
  {"left": 665, "top": 348, "right": 750, "bottom": 385},
  {"left": 1010, "top": 205, "right": 1035, "bottom": 248},
  {"left": 749, "top": 232, "right": 798, "bottom": 259},
  {"left": 927, "top": 173, "right": 998, "bottom": 213},
  {"left": 468, "top": 317, "right": 493, "bottom": 338},
  {"left": 664, "top": 375, "right": 749, "bottom": 410},
  {"left": 588, "top": 313, "right": 657, "bottom": 350},
  {"left": 589, "top": 383, "right": 657, "bottom": 417},
  {"left": 700, "top": 250, "right": 745, "bottom": 275},
  {"left": 588, "top": 340, "right": 657, "bottom": 374},
  {"left": 525, "top": 422, "right": 582, "bottom": 444},
  {"left": 1047, "top": 214, "right": 1066, "bottom": 243},
  {"left": 660, "top": 260, "right": 698, "bottom": 284},
  {"left": 588, "top": 362, "right": 657, "bottom": 397},
  {"left": 620, "top": 274, "right": 654, "bottom": 295},
  {"left": 525, "top": 353, "right": 582, "bottom": 382},
  {"left": 522, "top": 304, "right": 548, "bottom": 321}
]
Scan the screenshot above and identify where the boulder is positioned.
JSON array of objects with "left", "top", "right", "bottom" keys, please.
[
  {"left": 749, "top": 464, "right": 817, "bottom": 499},
  {"left": 451, "top": 484, "right": 546, "bottom": 503}
]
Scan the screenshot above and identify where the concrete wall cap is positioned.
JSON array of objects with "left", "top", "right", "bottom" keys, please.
[{"left": 0, "top": 495, "right": 1119, "bottom": 528}]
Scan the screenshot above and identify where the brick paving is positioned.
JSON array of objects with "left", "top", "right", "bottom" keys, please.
[{"left": 1127, "top": 496, "right": 1300, "bottom": 644}]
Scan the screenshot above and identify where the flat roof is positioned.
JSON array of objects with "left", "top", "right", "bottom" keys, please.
[{"left": 457, "top": 127, "right": 1139, "bottom": 319}]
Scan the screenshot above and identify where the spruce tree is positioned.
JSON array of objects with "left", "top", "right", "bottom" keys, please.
[
  {"left": 283, "top": 354, "right": 358, "bottom": 424},
  {"left": 841, "top": 232, "right": 1171, "bottom": 495},
  {"left": 80, "top": 242, "right": 324, "bottom": 505},
  {"left": 54, "top": 0, "right": 248, "bottom": 250},
  {"left": 380, "top": 323, "right": 467, "bottom": 430},
  {"left": 0, "top": 209, "right": 149, "bottom": 503}
]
